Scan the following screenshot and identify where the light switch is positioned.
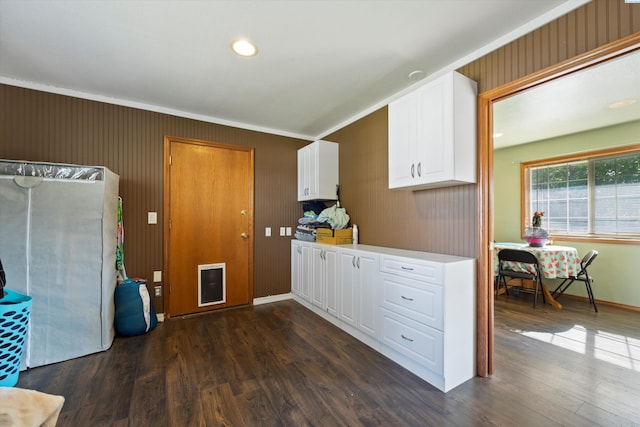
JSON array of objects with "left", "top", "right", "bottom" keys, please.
[
  {"left": 279, "top": 227, "right": 286, "bottom": 236},
  {"left": 153, "top": 271, "right": 162, "bottom": 282},
  {"left": 265, "top": 227, "right": 271, "bottom": 237},
  {"left": 148, "top": 212, "right": 157, "bottom": 224},
  {"left": 286, "top": 227, "right": 292, "bottom": 236}
]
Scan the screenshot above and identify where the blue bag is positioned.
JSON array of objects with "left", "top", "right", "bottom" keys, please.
[{"left": 114, "top": 278, "right": 158, "bottom": 337}]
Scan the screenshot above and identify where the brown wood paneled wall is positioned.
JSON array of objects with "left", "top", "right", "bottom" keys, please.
[
  {"left": 459, "top": 0, "right": 640, "bottom": 93},
  {"left": 0, "top": 85, "right": 307, "bottom": 312}
]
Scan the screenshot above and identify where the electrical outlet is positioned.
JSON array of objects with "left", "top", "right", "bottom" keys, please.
[
  {"left": 148, "top": 212, "right": 157, "bottom": 224},
  {"left": 279, "top": 227, "right": 286, "bottom": 236},
  {"left": 265, "top": 227, "right": 271, "bottom": 237},
  {"left": 154, "top": 286, "right": 162, "bottom": 297},
  {"left": 286, "top": 227, "right": 292, "bottom": 236}
]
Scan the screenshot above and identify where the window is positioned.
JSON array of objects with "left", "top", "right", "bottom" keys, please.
[{"left": 522, "top": 146, "right": 640, "bottom": 242}]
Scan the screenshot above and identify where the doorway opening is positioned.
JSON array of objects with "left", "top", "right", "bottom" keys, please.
[{"left": 477, "top": 33, "right": 640, "bottom": 376}]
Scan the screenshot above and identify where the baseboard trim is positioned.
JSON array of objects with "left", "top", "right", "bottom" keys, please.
[
  {"left": 560, "top": 294, "right": 640, "bottom": 313},
  {"left": 253, "top": 293, "right": 293, "bottom": 305}
]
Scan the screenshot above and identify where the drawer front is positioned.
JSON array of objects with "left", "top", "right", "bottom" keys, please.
[
  {"left": 380, "top": 255, "right": 442, "bottom": 282},
  {"left": 380, "top": 273, "right": 443, "bottom": 330},
  {"left": 380, "top": 308, "right": 443, "bottom": 373}
]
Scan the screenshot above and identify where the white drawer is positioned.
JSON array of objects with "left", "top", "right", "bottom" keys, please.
[
  {"left": 380, "top": 255, "right": 442, "bottom": 282},
  {"left": 380, "top": 273, "right": 443, "bottom": 330},
  {"left": 380, "top": 308, "right": 443, "bottom": 374}
]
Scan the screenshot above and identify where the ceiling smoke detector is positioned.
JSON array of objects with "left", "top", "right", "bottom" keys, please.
[{"left": 408, "top": 70, "right": 426, "bottom": 81}]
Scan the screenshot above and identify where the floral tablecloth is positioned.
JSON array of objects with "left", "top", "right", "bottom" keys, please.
[{"left": 494, "top": 243, "right": 581, "bottom": 279}]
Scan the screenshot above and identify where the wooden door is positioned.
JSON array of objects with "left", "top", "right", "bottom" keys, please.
[{"left": 164, "top": 136, "right": 254, "bottom": 317}]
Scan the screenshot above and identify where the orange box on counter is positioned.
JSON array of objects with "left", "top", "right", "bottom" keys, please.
[{"left": 316, "top": 228, "right": 353, "bottom": 245}]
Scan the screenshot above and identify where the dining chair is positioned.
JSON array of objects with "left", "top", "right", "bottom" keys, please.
[
  {"left": 497, "top": 249, "right": 546, "bottom": 308},
  {"left": 552, "top": 249, "right": 598, "bottom": 312}
]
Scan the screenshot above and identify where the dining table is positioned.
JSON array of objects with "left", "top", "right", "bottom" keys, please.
[{"left": 493, "top": 242, "right": 582, "bottom": 309}]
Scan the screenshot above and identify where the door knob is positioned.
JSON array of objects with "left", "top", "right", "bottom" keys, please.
[{"left": 241, "top": 233, "right": 248, "bottom": 239}]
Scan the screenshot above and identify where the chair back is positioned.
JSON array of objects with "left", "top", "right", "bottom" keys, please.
[
  {"left": 498, "top": 249, "right": 539, "bottom": 266},
  {"left": 581, "top": 250, "right": 598, "bottom": 270}
]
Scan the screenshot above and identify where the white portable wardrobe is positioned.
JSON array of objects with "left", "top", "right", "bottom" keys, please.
[{"left": 0, "top": 160, "right": 119, "bottom": 368}]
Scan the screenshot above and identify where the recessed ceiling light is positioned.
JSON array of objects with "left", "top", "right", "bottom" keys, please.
[
  {"left": 231, "top": 39, "right": 258, "bottom": 57},
  {"left": 608, "top": 99, "right": 637, "bottom": 109}
]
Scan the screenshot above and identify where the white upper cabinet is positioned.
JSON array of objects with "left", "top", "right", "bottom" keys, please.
[
  {"left": 297, "top": 140, "right": 339, "bottom": 201},
  {"left": 388, "top": 71, "right": 477, "bottom": 190}
]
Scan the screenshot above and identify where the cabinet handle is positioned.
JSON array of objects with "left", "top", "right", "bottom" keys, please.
[
  {"left": 352, "top": 256, "right": 356, "bottom": 267},
  {"left": 411, "top": 164, "right": 415, "bottom": 178},
  {"left": 417, "top": 162, "right": 421, "bottom": 177},
  {"left": 357, "top": 257, "right": 360, "bottom": 269},
  {"left": 401, "top": 334, "right": 414, "bottom": 342},
  {"left": 401, "top": 295, "right": 414, "bottom": 301},
  {"left": 401, "top": 266, "right": 414, "bottom": 271}
]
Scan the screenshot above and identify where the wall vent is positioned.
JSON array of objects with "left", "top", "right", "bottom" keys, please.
[{"left": 198, "top": 263, "right": 226, "bottom": 307}]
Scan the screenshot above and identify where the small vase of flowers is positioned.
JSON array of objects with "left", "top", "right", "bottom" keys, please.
[{"left": 524, "top": 211, "right": 549, "bottom": 247}]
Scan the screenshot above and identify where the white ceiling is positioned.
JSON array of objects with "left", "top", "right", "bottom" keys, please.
[
  {"left": 0, "top": 0, "right": 591, "bottom": 141},
  {"left": 493, "top": 48, "right": 640, "bottom": 149}
]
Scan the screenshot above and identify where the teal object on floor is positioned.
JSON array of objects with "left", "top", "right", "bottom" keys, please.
[
  {"left": 0, "top": 289, "right": 32, "bottom": 387},
  {"left": 114, "top": 279, "right": 157, "bottom": 337}
]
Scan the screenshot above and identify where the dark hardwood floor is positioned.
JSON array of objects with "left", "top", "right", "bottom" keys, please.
[{"left": 16, "top": 294, "right": 640, "bottom": 426}]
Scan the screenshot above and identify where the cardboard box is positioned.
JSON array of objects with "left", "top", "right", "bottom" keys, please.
[{"left": 316, "top": 228, "right": 353, "bottom": 245}]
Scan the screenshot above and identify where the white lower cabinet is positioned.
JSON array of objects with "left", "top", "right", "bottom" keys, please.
[
  {"left": 310, "top": 245, "right": 338, "bottom": 313},
  {"left": 339, "top": 248, "right": 379, "bottom": 338},
  {"left": 291, "top": 240, "right": 311, "bottom": 301},
  {"left": 291, "top": 241, "right": 475, "bottom": 392}
]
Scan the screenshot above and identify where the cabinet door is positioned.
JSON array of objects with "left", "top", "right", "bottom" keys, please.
[
  {"left": 357, "top": 253, "right": 379, "bottom": 338},
  {"left": 310, "top": 246, "right": 325, "bottom": 309},
  {"left": 291, "top": 241, "right": 310, "bottom": 300},
  {"left": 418, "top": 77, "right": 451, "bottom": 183},
  {"left": 324, "top": 248, "right": 339, "bottom": 317},
  {"left": 388, "top": 92, "right": 418, "bottom": 189},
  {"left": 297, "top": 146, "right": 309, "bottom": 200},
  {"left": 291, "top": 242, "right": 301, "bottom": 296},
  {"left": 297, "top": 144, "right": 319, "bottom": 201},
  {"left": 338, "top": 250, "right": 358, "bottom": 328},
  {"left": 306, "top": 143, "right": 319, "bottom": 200},
  {"left": 300, "top": 244, "right": 311, "bottom": 300}
]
